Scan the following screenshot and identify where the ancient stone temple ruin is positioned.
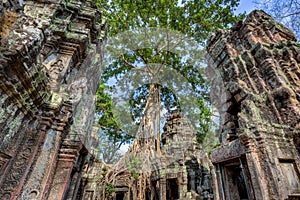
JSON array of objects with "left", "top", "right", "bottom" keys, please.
[
  {"left": 159, "top": 111, "right": 214, "bottom": 200},
  {"left": 97, "top": 85, "right": 214, "bottom": 200},
  {"left": 207, "top": 10, "right": 300, "bottom": 200},
  {"left": 0, "top": 0, "right": 105, "bottom": 199},
  {"left": 99, "top": 10, "right": 300, "bottom": 200},
  {"left": 1, "top": 0, "right": 300, "bottom": 198}
]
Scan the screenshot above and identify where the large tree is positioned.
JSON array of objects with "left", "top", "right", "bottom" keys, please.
[
  {"left": 95, "top": 0, "right": 244, "bottom": 158},
  {"left": 255, "top": 0, "right": 300, "bottom": 39}
]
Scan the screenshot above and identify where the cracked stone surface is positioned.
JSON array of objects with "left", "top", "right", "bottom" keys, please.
[
  {"left": 207, "top": 10, "right": 300, "bottom": 200},
  {"left": 0, "top": 0, "right": 106, "bottom": 199}
]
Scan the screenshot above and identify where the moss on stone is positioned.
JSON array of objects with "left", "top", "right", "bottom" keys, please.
[{"left": 49, "top": 92, "right": 63, "bottom": 109}]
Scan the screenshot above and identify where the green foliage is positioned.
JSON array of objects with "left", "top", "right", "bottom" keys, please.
[
  {"left": 105, "top": 183, "right": 115, "bottom": 197},
  {"left": 96, "top": 0, "right": 244, "bottom": 43},
  {"left": 96, "top": 83, "right": 134, "bottom": 143},
  {"left": 126, "top": 155, "right": 142, "bottom": 179},
  {"left": 101, "top": 166, "right": 108, "bottom": 176},
  {"left": 95, "top": 0, "right": 244, "bottom": 146}
]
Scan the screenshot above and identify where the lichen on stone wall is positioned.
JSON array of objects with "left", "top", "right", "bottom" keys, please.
[
  {"left": 207, "top": 10, "right": 300, "bottom": 200},
  {"left": 0, "top": 94, "right": 9, "bottom": 123},
  {"left": 0, "top": 113, "right": 24, "bottom": 152},
  {"left": 49, "top": 92, "right": 63, "bottom": 109},
  {"left": 0, "top": 0, "right": 106, "bottom": 199}
]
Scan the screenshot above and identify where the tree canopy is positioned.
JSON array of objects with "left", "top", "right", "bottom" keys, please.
[
  {"left": 95, "top": 0, "right": 244, "bottom": 157},
  {"left": 97, "top": 0, "right": 243, "bottom": 43}
]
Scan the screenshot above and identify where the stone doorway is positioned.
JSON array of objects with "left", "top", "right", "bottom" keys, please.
[
  {"left": 114, "top": 187, "right": 129, "bottom": 200},
  {"left": 225, "top": 164, "right": 248, "bottom": 199},
  {"left": 220, "top": 157, "right": 254, "bottom": 200},
  {"left": 279, "top": 159, "right": 300, "bottom": 194},
  {"left": 116, "top": 192, "right": 125, "bottom": 200},
  {"left": 166, "top": 178, "right": 179, "bottom": 200}
]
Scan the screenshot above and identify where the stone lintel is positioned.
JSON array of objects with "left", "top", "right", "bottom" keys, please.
[
  {"left": 115, "top": 187, "right": 129, "bottom": 192},
  {"left": 211, "top": 139, "right": 246, "bottom": 164}
]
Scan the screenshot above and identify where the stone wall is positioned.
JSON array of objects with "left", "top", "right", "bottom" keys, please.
[
  {"left": 2, "top": 4, "right": 300, "bottom": 200},
  {"left": 0, "top": 0, "right": 106, "bottom": 199},
  {"left": 207, "top": 10, "right": 300, "bottom": 200}
]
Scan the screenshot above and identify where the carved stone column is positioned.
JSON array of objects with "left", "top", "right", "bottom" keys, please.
[
  {"left": 0, "top": 119, "right": 48, "bottom": 199},
  {"left": 159, "top": 177, "right": 166, "bottom": 200},
  {"left": 177, "top": 171, "right": 184, "bottom": 199},
  {"left": 47, "top": 140, "right": 85, "bottom": 200},
  {"left": 20, "top": 103, "right": 72, "bottom": 200}
]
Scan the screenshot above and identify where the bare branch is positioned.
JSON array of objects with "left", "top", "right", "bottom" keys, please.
[{"left": 277, "top": 11, "right": 300, "bottom": 19}]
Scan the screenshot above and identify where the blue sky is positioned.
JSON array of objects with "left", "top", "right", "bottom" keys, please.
[{"left": 235, "top": 0, "right": 257, "bottom": 14}]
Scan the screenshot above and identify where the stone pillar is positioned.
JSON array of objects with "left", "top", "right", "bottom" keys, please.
[
  {"left": 0, "top": 119, "right": 48, "bottom": 200},
  {"left": 211, "top": 164, "right": 222, "bottom": 200},
  {"left": 65, "top": 170, "right": 80, "bottom": 199},
  {"left": 65, "top": 147, "right": 88, "bottom": 200},
  {"left": 20, "top": 129, "right": 63, "bottom": 200},
  {"left": 190, "top": 171, "right": 196, "bottom": 191},
  {"left": 182, "top": 165, "right": 188, "bottom": 198},
  {"left": 245, "top": 152, "right": 266, "bottom": 200},
  {"left": 20, "top": 102, "right": 71, "bottom": 200},
  {"left": 159, "top": 177, "right": 166, "bottom": 200},
  {"left": 178, "top": 171, "right": 185, "bottom": 199},
  {"left": 47, "top": 140, "right": 83, "bottom": 200}
]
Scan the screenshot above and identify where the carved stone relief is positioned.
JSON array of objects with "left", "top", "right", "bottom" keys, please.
[{"left": 207, "top": 10, "right": 300, "bottom": 200}]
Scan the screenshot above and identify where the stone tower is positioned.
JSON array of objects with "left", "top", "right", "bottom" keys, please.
[
  {"left": 207, "top": 10, "right": 300, "bottom": 200},
  {"left": 159, "top": 110, "right": 214, "bottom": 200}
]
